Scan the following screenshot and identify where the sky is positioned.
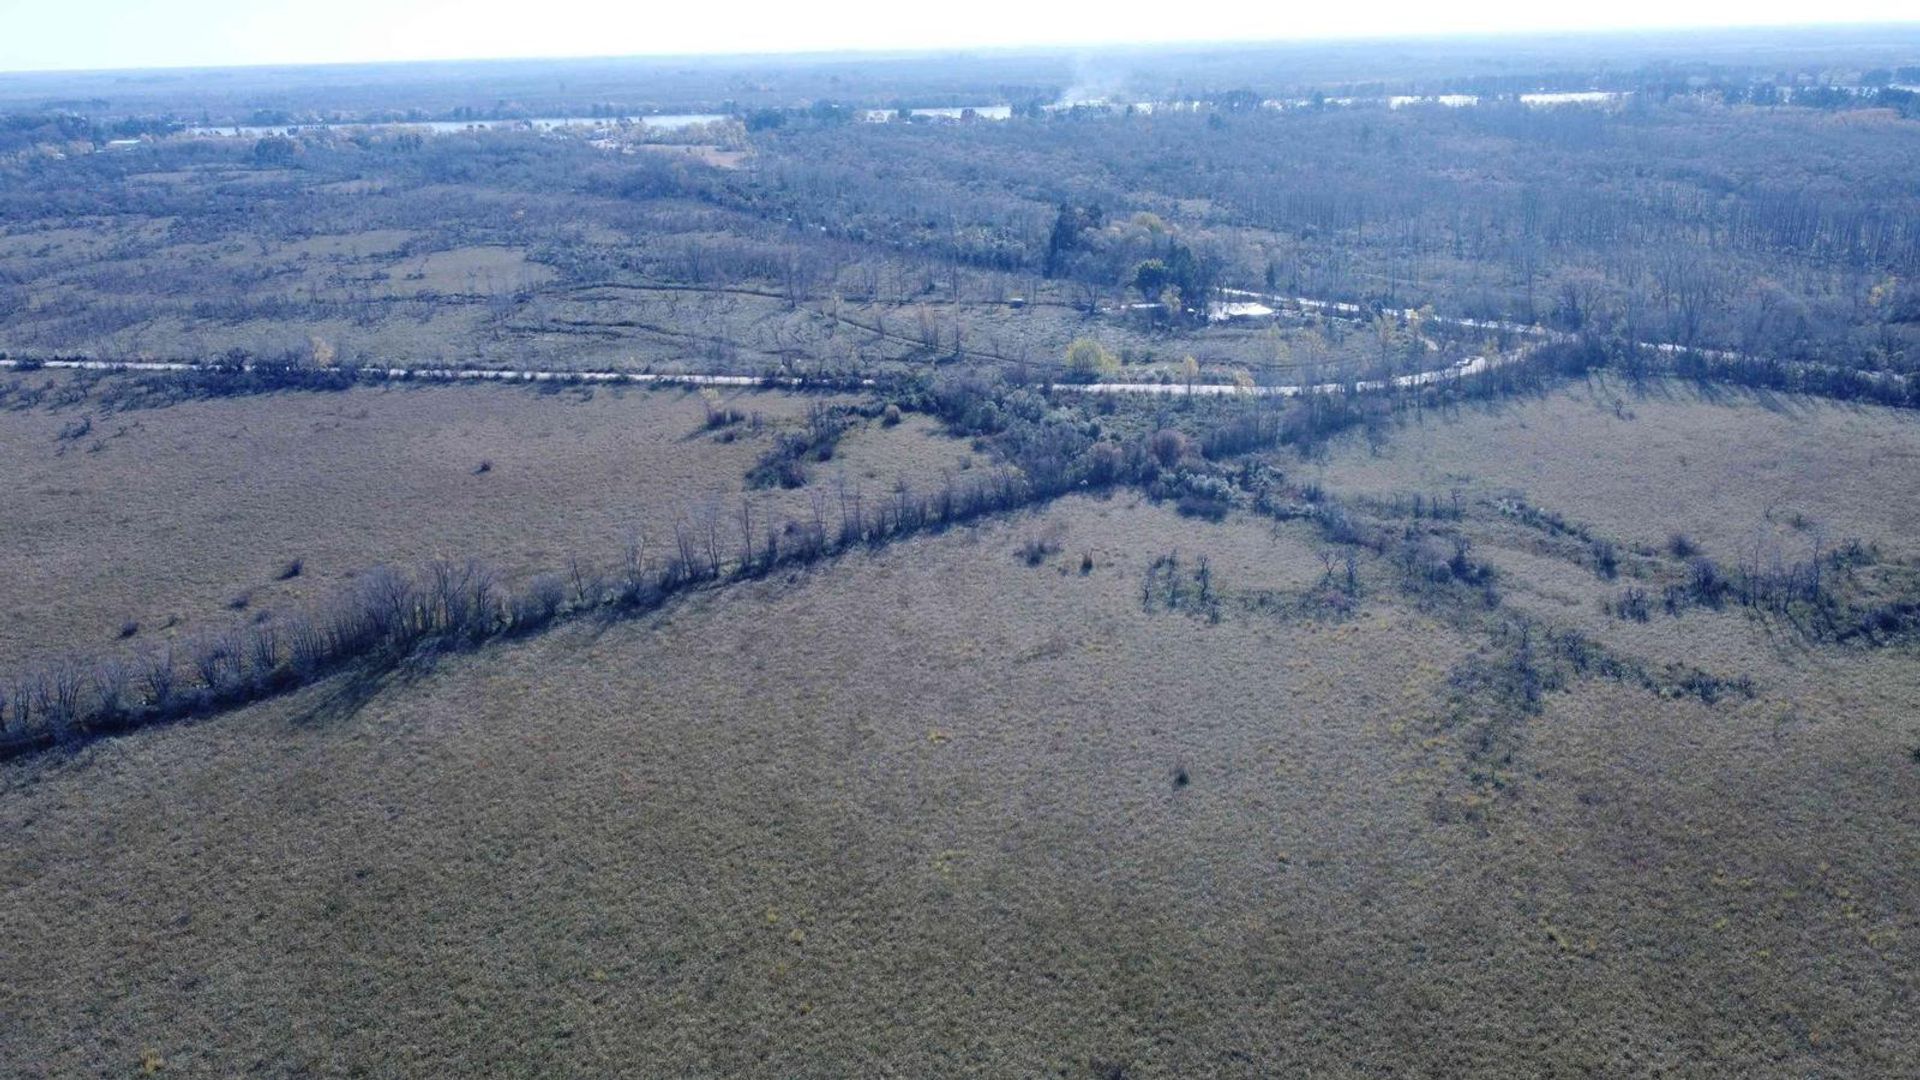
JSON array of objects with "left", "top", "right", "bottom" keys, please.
[{"left": 2, "top": 0, "right": 1917, "bottom": 73}]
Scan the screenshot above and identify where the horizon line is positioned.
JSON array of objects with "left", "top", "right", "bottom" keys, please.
[{"left": 4, "top": 19, "right": 1919, "bottom": 80}]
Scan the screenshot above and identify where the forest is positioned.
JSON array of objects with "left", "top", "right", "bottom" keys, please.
[{"left": 3, "top": 40, "right": 1919, "bottom": 387}]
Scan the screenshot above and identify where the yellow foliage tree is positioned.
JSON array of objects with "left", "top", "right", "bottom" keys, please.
[{"left": 1065, "top": 337, "right": 1119, "bottom": 379}]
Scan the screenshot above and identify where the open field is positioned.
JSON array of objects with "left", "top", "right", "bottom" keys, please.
[
  {"left": 0, "top": 374, "right": 976, "bottom": 668},
  {"left": 4, "top": 381, "right": 1919, "bottom": 1076},
  {"left": 1316, "top": 377, "right": 1920, "bottom": 559},
  {"left": 2, "top": 486, "right": 1914, "bottom": 1077},
  {"left": 6, "top": 33, "right": 1920, "bottom": 1080}
]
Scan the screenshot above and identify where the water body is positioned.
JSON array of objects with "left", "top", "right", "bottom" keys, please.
[
  {"left": 1389, "top": 95, "right": 1481, "bottom": 108},
  {"left": 1518, "top": 91, "right": 1622, "bottom": 106},
  {"left": 861, "top": 105, "right": 1012, "bottom": 122}
]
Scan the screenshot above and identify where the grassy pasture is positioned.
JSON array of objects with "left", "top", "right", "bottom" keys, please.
[
  {"left": 0, "top": 370, "right": 1916, "bottom": 1077},
  {"left": 0, "top": 490, "right": 1913, "bottom": 1077},
  {"left": 0, "top": 376, "right": 952, "bottom": 668},
  {"left": 4, "top": 48, "right": 1920, "bottom": 1079},
  {"left": 1317, "top": 377, "right": 1920, "bottom": 559}
]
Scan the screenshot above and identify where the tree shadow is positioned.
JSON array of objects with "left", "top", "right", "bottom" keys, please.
[{"left": 284, "top": 660, "right": 430, "bottom": 732}]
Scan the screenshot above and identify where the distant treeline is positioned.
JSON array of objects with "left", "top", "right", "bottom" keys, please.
[{"left": 5, "top": 95, "right": 1919, "bottom": 377}]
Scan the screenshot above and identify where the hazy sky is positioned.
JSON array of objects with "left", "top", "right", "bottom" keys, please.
[{"left": 3, "top": 0, "right": 1916, "bottom": 72}]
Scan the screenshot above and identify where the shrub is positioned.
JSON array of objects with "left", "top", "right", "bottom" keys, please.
[
  {"left": 277, "top": 558, "right": 304, "bottom": 580},
  {"left": 1018, "top": 532, "right": 1060, "bottom": 566},
  {"left": 702, "top": 389, "right": 744, "bottom": 429},
  {"left": 1176, "top": 492, "right": 1229, "bottom": 522},
  {"left": 1592, "top": 539, "right": 1619, "bottom": 580},
  {"left": 510, "top": 573, "right": 567, "bottom": 630},
  {"left": 1612, "top": 587, "right": 1651, "bottom": 622},
  {"left": 1154, "top": 470, "right": 1236, "bottom": 521},
  {"left": 1688, "top": 557, "right": 1726, "bottom": 606},
  {"left": 748, "top": 404, "right": 853, "bottom": 488},
  {"left": 1148, "top": 429, "right": 1190, "bottom": 470},
  {"left": 1064, "top": 337, "right": 1119, "bottom": 381},
  {"left": 1084, "top": 440, "right": 1125, "bottom": 486}
]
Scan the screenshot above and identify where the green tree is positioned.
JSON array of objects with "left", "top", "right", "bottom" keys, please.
[
  {"left": 251, "top": 135, "right": 297, "bottom": 166},
  {"left": 1133, "top": 259, "right": 1171, "bottom": 301},
  {"left": 1065, "top": 337, "right": 1119, "bottom": 380}
]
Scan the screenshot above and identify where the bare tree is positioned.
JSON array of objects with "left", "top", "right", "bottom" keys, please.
[
  {"left": 40, "top": 661, "right": 85, "bottom": 742},
  {"left": 248, "top": 623, "right": 280, "bottom": 684},
  {"left": 671, "top": 514, "right": 701, "bottom": 581},
  {"left": 358, "top": 566, "right": 421, "bottom": 648},
  {"left": 701, "top": 500, "right": 725, "bottom": 576},
  {"left": 285, "top": 616, "right": 326, "bottom": 677},
  {"left": 620, "top": 527, "right": 649, "bottom": 597},
  {"left": 91, "top": 658, "right": 131, "bottom": 719},
  {"left": 141, "top": 645, "right": 177, "bottom": 710},
  {"left": 426, "top": 559, "right": 497, "bottom": 641},
  {"left": 808, "top": 487, "right": 831, "bottom": 555},
  {"left": 738, "top": 497, "right": 757, "bottom": 574},
  {"left": 190, "top": 635, "right": 233, "bottom": 693},
  {"left": 567, "top": 555, "right": 603, "bottom": 609}
]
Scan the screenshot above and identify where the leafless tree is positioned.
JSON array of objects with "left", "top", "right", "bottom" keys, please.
[
  {"left": 808, "top": 487, "right": 831, "bottom": 554},
  {"left": 671, "top": 514, "right": 701, "bottom": 582},
  {"left": 427, "top": 558, "right": 498, "bottom": 640},
  {"left": 40, "top": 660, "right": 86, "bottom": 742},
  {"left": 141, "top": 645, "right": 177, "bottom": 709},
  {"left": 285, "top": 616, "right": 326, "bottom": 677},
  {"left": 357, "top": 565, "right": 421, "bottom": 648},
  {"left": 620, "top": 527, "right": 649, "bottom": 596},
  {"left": 91, "top": 658, "right": 131, "bottom": 718},
  {"left": 190, "top": 635, "right": 233, "bottom": 693},
  {"left": 567, "top": 555, "right": 603, "bottom": 609},
  {"left": 701, "top": 500, "right": 725, "bottom": 576},
  {"left": 248, "top": 623, "right": 280, "bottom": 683},
  {"left": 738, "top": 497, "right": 757, "bottom": 573}
]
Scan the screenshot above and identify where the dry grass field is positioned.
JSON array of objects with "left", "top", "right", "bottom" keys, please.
[
  {"left": 0, "top": 375, "right": 961, "bottom": 668},
  {"left": 2, "top": 418, "right": 1915, "bottom": 1076},
  {"left": 1317, "top": 377, "right": 1920, "bottom": 560},
  {"left": 8, "top": 39, "right": 1920, "bottom": 1080}
]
